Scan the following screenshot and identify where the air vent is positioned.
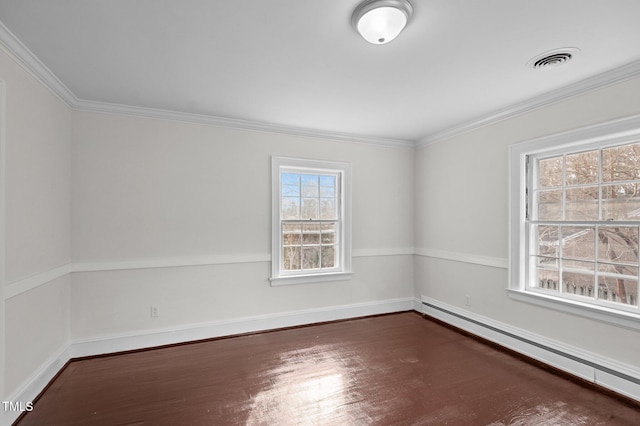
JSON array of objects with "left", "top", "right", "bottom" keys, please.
[{"left": 527, "top": 48, "right": 580, "bottom": 70}]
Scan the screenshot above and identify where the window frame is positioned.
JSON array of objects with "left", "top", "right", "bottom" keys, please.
[
  {"left": 509, "top": 115, "right": 640, "bottom": 330},
  {"left": 270, "top": 156, "right": 352, "bottom": 286}
]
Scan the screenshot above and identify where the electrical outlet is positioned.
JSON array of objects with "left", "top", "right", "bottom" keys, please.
[
  {"left": 465, "top": 295, "right": 471, "bottom": 306},
  {"left": 150, "top": 305, "right": 160, "bottom": 317}
]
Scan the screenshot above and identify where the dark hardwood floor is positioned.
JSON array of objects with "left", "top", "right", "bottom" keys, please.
[{"left": 17, "top": 312, "right": 640, "bottom": 425}]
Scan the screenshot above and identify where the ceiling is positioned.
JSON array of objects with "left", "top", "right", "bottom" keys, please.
[{"left": 1, "top": 0, "right": 640, "bottom": 144}]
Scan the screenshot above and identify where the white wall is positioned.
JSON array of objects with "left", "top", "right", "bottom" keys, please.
[
  {"left": 414, "top": 76, "right": 640, "bottom": 367},
  {"left": 3, "top": 25, "right": 640, "bottom": 421},
  {"left": 0, "top": 45, "right": 71, "bottom": 400},
  {"left": 70, "top": 111, "right": 415, "bottom": 341}
]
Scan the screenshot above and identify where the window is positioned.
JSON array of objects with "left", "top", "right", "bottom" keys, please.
[
  {"left": 271, "top": 157, "right": 352, "bottom": 285},
  {"left": 510, "top": 116, "right": 640, "bottom": 329}
]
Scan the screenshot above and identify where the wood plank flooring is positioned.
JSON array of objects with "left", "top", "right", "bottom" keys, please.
[{"left": 16, "top": 312, "right": 640, "bottom": 425}]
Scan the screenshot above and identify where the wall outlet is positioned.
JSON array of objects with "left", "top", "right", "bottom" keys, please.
[
  {"left": 150, "top": 305, "right": 160, "bottom": 317},
  {"left": 465, "top": 295, "right": 471, "bottom": 306}
]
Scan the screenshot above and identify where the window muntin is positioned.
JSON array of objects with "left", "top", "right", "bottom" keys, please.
[
  {"left": 271, "top": 157, "right": 352, "bottom": 285},
  {"left": 528, "top": 141, "right": 640, "bottom": 311},
  {"left": 280, "top": 171, "right": 340, "bottom": 273}
]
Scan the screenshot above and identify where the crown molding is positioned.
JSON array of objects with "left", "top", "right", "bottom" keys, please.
[
  {"left": 3, "top": 17, "right": 640, "bottom": 150},
  {"left": 418, "top": 58, "right": 640, "bottom": 147},
  {"left": 0, "top": 21, "right": 77, "bottom": 106},
  {"left": 72, "top": 99, "right": 415, "bottom": 148},
  {"left": 0, "top": 21, "right": 413, "bottom": 149}
]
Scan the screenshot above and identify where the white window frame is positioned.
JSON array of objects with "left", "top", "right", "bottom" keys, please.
[
  {"left": 270, "top": 156, "right": 352, "bottom": 286},
  {"left": 509, "top": 115, "right": 640, "bottom": 330}
]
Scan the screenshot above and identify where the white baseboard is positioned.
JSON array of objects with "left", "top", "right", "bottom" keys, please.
[
  {"left": 420, "top": 296, "right": 640, "bottom": 403},
  {"left": 70, "top": 297, "right": 415, "bottom": 358},
  {"left": 3, "top": 297, "right": 414, "bottom": 426},
  {"left": 2, "top": 343, "right": 72, "bottom": 426}
]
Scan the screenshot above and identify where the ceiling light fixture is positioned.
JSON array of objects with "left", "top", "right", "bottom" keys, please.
[{"left": 351, "top": 0, "right": 414, "bottom": 45}]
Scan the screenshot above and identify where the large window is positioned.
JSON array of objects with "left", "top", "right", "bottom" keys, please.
[
  {"left": 271, "top": 157, "right": 352, "bottom": 285},
  {"left": 510, "top": 116, "right": 640, "bottom": 328}
]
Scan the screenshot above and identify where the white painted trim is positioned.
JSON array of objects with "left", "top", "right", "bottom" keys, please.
[
  {"left": 507, "top": 289, "right": 640, "bottom": 332},
  {"left": 418, "top": 58, "right": 640, "bottom": 146},
  {"left": 0, "top": 21, "right": 76, "bottom": 107},
  {"left": 269, "top": 272, "right": 354, "bottom": 286},
  {"left": 0, "top": 22, "right": 412, "bottom": 149},
  {"left": 4, "top": 264, "right": 71, "bottom": 300},
  {"left": 3, "top": 297, "right": 413, "bottom": 426},
  {"left": 508, "top": 114, "right": 640, "bottom": 328},
  {"left": 3, "top": 16, "right": 640, "bottom": 150},
  {"left": 414, "top": 247, "right": 508, "bottom": 269},
  {"left": 74, "top": 99, "right": 414, "bottom": 148},
  {"left": 72, "top": 253, "right": 271, "bottom": 274},
  {"left": 353, "top": 247, "right": 414, "bottom": 257},
  {"left": 3, "top": 248, "right": 416, "bottom": 300},
  {"left": 420, "top": 296, "right": 640, "bottom": 402},
  {"left": 2, "top": 343, "right": 71, "bottom": 426},
  {"left": 71, "top": 297, "right": 415, "bottom": 357},
  {"left": 270, "top": 156, "right": 353, "bottom": 282}
]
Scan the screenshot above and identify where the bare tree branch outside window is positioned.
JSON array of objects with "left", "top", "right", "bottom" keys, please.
[{"left": 532, "top": 142, "right": 640, "bottom": 307}]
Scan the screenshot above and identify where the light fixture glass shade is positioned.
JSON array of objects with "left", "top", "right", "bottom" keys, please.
[{"left": 352, "top": 0, "right": 413, "bottom": 45}]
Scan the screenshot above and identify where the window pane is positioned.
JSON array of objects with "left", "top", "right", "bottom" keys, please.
[
  {"left": 321, "top": 223, "right": 336, "bottom": 244},
  {"left": 598, "top": 276, "right": 637, "bottom": 306},
  {"left": 301, "top": 198, "right": 319, "bottom": 219},
  {"left": 301, "top": 174, "right": 318, "bottom": 186},
  {"left": 320, "top": 198, "right": 337, "bottom": 220},
  {"left": 282, "top": 173, "right": 300, "bottom": 185},
  {"left": 302, "top": 223, "right": 320, "bottom": 244},
  {"left": 538, "top": 156, "right": 563, "bottom": 188},
  {"left": 564, "top": 271, "right": 595, "bottom": 297},
  {"left": 320, "top": 175, "right": 335, "bottom": 187},
  {"left": 565, "top": 150, "right": 598, "bottom": 186},
  {"left": 565, "top": 186, "right": 598, "bottom": 220},
  {"left": 601, "top": 183, "right": 640, "bottom": 220},
  {"left": 321, "top": 246, "right": 336, "bottom": 268},
  {"left": 535, "top": 225, "right": 559, "bottom": 258},
  {"left": 560, "top": 226, "right": 595, "bottom": 261},
  {"left": 274, "top": 158, "right": 350, "bottom": 279},
  {"left": 283, "top": 246, "right": 301, "bottom": 271},
  {"left": 282, "top": 197, "right": 300, "bottom": 219},
  {"left": 597, "top": 226, "right": 639, "bottom": 265},
  {"left": 563, "top": 259, "right": 595, "bottom": 273},
  {"left": 302, "top": 246, "right": 320, "bottom": 269},
  {"left": 302, "top": 184, "right": 319, "bottom": 197},
  {"left": 301, "top": 175, "right": 319, "bottom": 197},
  {"left": 320, "top": 185, "right": 335, "bottom": 197},
  {"left": 602, "top": 142, "right": 640, "bottom": 183},
  {"left": 536, "top": 189, "right": 561, "bottom": 220},
  {"left": 535, "top": 267, "right": 559, "bottom": 292},
  {"left": 282, "top": 223, "right": 302, "bottom": 245},
  {"left": 282, "top": 184, "right": 300, "bottom": 196},
  {"left": 534, "top": 255, "right": 558, "bottom": 270},
  {"left": 599, "top": 262, "right": 637, "bottom": 277}
]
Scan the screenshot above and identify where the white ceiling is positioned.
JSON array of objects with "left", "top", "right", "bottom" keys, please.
[{"left": 1, "top": 0, "right": 640, "bottom": 144}]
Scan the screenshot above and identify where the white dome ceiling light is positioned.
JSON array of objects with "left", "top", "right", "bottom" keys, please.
[{"left": 351, "top": 0, "right": 414, "bottom": 45}]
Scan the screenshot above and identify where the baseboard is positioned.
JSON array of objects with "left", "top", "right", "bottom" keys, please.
[
  {"left": 70, "top": 297, "right": 415, "bottom": 358},
  {"left": 2, "top": 343, "right": 72, "bottom": 426},
  {"left": 3, "top": 297, "right": 414, "bottom": 426},
  {"left": 420, "top": 296, "right": 640, "bottom": 403}
]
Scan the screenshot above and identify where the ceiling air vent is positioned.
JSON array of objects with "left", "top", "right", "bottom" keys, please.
[{"left": 527, "top": 48, "right": 580, "bottom": 70}]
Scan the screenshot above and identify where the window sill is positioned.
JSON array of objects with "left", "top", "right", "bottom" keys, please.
[
  {"left": 270, "top": 272, "right": 354, "bottom": 287},
  {"left": 507, "top": 289, "right": 640, "bottom": 331}
]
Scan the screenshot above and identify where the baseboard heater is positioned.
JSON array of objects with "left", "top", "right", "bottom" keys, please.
[{"left": 421, "top": 298, "right": 640, "bottom": 402}]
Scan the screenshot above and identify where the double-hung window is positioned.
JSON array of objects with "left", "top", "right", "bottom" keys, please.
[
  {"left": 510, "top": 116, "right": 640, "bottom": 329},
  {"left": 270, "top": 156, "right": 352, "bottom": 285}
]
